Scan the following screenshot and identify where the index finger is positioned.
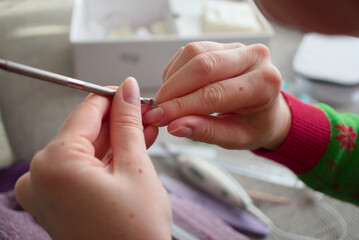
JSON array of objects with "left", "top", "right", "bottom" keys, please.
[
  {"left": 58, "top": 94, "right": 111, "bottom": 143},
  {"left": 156, "top": 44, "right": 258, "bottom": 104},
  {"left": 162, "top": 41, "right": 244, "bottom": 83},
  {"left": 144, "top": 62, "right": 281, "bottom": 127},
  {"left": 144, "top": 73, "right": 255, "bottom": 127}
]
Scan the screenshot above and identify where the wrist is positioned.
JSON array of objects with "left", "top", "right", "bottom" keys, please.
[
  {"left": 263, "top": 92, "right": 292, "bottom": 150},
  {"left": 253, "top": 92, "right": 331, "bottom": 174}
]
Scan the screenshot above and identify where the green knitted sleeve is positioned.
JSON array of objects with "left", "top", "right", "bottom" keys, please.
[{"left": 298, "top": 104, "right": 359, "bottom": 206}]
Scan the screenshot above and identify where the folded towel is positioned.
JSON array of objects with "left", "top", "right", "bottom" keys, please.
[
  {"left": 0, "top": 162, "right": 29, "bottom": 193},
  {"left": 170, "top": 193, "right": 249, "bottom": 240},
  {"left": 0, "top": 191, "right": 51, "bottom": 240},
  {"left": 160, "top": 173, "right": 270, "bottom": 237}
]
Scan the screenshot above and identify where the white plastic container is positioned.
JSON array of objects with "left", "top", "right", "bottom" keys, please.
[
  {"left": 70, "top": 0, "right": 274, "bottom": 91},
  {"left": 293, "top": 33, "right": 359, "bottom": 104}
]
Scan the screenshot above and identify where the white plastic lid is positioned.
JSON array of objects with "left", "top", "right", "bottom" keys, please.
[{"left": 293, "top": 33, "right": 359, "bottom": 85}]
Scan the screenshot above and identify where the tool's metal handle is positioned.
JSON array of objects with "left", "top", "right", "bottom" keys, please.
[{"left": 0, "top": 59, "right": 157, "bottom": 108}]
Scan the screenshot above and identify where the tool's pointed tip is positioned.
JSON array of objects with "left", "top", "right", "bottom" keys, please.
[{"left": 150, "top": 99, "right": 158, "bottom": 108}]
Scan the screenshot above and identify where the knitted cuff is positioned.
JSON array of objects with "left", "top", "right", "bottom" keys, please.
[{"left": 253, "top": 91, "right": 331, "bottom": 174}]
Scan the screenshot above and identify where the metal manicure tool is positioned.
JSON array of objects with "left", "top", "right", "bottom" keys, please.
[{"left": 0, "top": 58, "right": 157, "bottom": 108}]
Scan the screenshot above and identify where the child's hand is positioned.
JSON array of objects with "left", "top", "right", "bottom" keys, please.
[
  {"left": 15, "top": 78, "right": 172, "bottom": 240},
  {"left": 143, "top": 41, "right": 291, "bottom": 150}
]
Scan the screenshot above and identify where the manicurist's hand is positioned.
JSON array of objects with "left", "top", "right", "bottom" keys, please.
[
  {"left": 143, "top": 41, "right": 291, "bottom": 150},
  {"left": 15, "top": 77, "right": 172, "bottom": 240}
]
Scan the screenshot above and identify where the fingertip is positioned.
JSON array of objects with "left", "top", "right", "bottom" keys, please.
[
  {"left": 141, "top": 104, "right": 152, "bottom": 115},
  {"left": 122, "top": 77, "right": 140, "bottom": 107},
  {"left": 142, "top": 107, "right": 165, "bottom": 126},
  {"left": 111, "top": 77, "right": 142, "bottom": 124},
  {"left": 144, "top": 126, "right": 159, "bottom": 149}
]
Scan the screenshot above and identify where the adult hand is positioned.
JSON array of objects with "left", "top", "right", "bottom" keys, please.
[
  {"left": 15, "top": 78, "right": 172, "bottom": 240},
  {"left": 143, "top": 41, "right": 291, "bottom": 150}
]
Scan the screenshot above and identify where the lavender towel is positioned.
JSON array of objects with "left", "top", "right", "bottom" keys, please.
[
  {"left": 0, "top": 162, "right": 50, "bottom": 240},
  {"left": 170, "top": 194, "right": 249, "bottom": 240},
  {"left": 0, "top": 191, "right": 51, "bottom": 240},
  {"left": 0, "top": 162, "right": 29, "bottom": 193},
  {"left": 160, "top": 173, "right": 270, "bottom": 238}
]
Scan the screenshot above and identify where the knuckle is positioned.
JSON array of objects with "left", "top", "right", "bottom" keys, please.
[
  {"left": 79, "top": 99, "right": 104, "bottom": 118},
  {"left": 114, "top": 114, "right": 143, "bottom": 131},
  {"left": 171, "top": 97, "right": 187, "bottom": 115},
  {"left": 69, "top": 138, "right": 92, "bottom": 155},
  {"left": 183, "top": 42, "right": 207, "bottom": 57},
  {"left": 269, "top": 66, "right": 282, "bottom": 89},
  {"left": 30, "top": 150, "right": 45, "bottom": 173},
  {"left": 29, "top": 147, "right": 63, "bottom": 184},
  {"left": 192, "top": 53, "right": 216, "bottom": 78},
  {"left": 252, "top": 65, "right": 282, "bottom": 108},
  {"left": 201, "top": 83, "right": 226, "bottom": 109},
  {"left": 249, "top": 43, "right": 270, "bottom": 58},
  {"left": 82, "top": 99, "right": 99, "bottom": 111},
  {"left": 156, "top": 83, "right": 170, "bottom": 102},
  {"left": 234, "top": 42, "right": 246, "bottom": 48},
  {"left": 195, "top": 124, "right": 216, "bottom": 144},
  {"left": 261, "top": 65, "right": 282, "bottom": 92},
  {"left": 162, "top": 69, "right": 169, "bottom": 82}
]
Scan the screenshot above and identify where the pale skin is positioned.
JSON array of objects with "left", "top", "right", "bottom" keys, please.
[
  {"left": 15, "top": 78, "right": 172, "bottom": 240},
  {"left": 142, "top": 42, "right": 292, "bottom": 151}
]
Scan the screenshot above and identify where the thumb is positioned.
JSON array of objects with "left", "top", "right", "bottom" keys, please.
[{"left": 110, "top": 77, "right": 147, "bottom": 169}]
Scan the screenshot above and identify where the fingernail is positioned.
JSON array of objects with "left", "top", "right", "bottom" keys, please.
[
  {"left": 123, "top": 77, "right": 140, "bottom": 106},
  {"left": 143, "top": 107, "right": 165, "bottom": 125},
  {"left": 169, "top": 126, "right": 192, "bottom": 138}
]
